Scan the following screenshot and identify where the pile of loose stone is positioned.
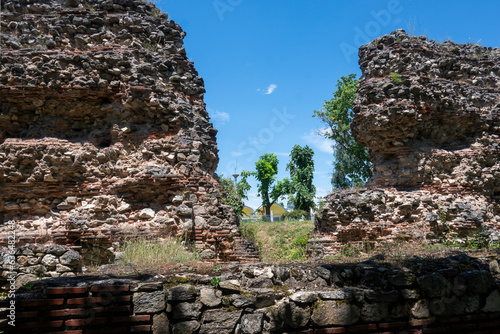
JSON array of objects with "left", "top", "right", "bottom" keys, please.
[
  {"left": 0, "top": 0, "right": 258, "bottom": 287},
  {"left": 315, "top": 30, "right": 500, "bottom": 256}
]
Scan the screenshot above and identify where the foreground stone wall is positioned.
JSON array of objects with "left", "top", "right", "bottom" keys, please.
[
  {"left": 315, "top": 30, "right": 500, "bottom": 255},
  {"left": 1, "top": 254, "right": 500, "bottom": 333},
  {"left": 0, "top": 0, "right": 259, "bottom": 283}
]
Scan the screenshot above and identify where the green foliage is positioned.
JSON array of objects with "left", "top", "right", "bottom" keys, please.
[
  {"left": 84, "top": 2, "right": 95, "bottom": 12},
  {"left": 282, "top": 209, "right": 309, "bottom": 220},
  {"left": 151, "top": 7, "right": 161, "bottom": 16},
  {"left": 143, "top": 41, "right": 158, "bottom": 52},
  {"left": 313, "top": 74, "right": 373, "bottom": 188},
  {"left": 287, "top": 145, "right": 316, "bottom": 212},
  {"left": 438, "top": 205, "right": 447, "bottom": 223},
  {"left": 237, "top": 171, "right": 251, "bottom": 201},
  {"left": 209, "top": 277, "right": 221, "bottom": 287},
  {"left": 439, "top": 233, "right": 500, "bottom": 250},
  {"left": 219, "top": 175, "right": 249, "bottom": 218},
  {"left": 390, "top": 72, "right": 402, "bottom": 84},
  {"left": 244, "top": 154, "right": 290, "bottom": 217},
  {"left": 240, "top": 220, "right": 313, "bottom": 262}
]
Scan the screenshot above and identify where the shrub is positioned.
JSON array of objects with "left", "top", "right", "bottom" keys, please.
[{"left": 283, "top": 209, "right": 309, "bottom": 220}]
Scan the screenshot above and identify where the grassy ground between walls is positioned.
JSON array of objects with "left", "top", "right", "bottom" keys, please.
[
  {"left": 79, "top": 220, "right": 500, "bottom": 277},
  {"left": 239, "top": 220, "right": 314, "bottom": 263},
  {"left": 119, "top": 237, "right": 199, "bottom": 266}
]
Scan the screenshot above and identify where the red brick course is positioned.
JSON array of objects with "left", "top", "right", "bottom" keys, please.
[
  {"left": 315, "top": 328, "right": 347, "bottom": 334},
  {"left": 46, "top": 287, "right": 88, "bottom": 295},
  {"left": 6, "top": 283, "right": 500, "bottom": 334}
]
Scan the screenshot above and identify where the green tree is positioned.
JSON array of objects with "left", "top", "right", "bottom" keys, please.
[
  {"left": 287, "top": 145, "right": 316, "bottom": 213},
  {"left": 218, "top": 174, "right": 250, "bottom": 218},
  {"left": 244, "top": 153, "right": 290, "bottom": 219},
  {"left": 313, "top": 74, "right": 373, "bottom": 188}
]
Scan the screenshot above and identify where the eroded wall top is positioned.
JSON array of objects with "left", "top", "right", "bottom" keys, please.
[
  {"left": 0, "top": 0, "right": 256, "bottom": 264},
  {"left": 352, "top": 29, "right": 499, "bottom": 193}
]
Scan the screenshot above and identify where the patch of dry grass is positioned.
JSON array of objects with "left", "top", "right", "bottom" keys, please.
[{"left": 120, "top": 237, "right": 198, "bottom": 266}]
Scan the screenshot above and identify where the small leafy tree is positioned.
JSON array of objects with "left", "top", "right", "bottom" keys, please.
[
  {"left": 313, "top": 74, "right": 373, "bottom": 188},
  {"left": 287, "top": 145, "right": 316, "bottom": 213},
  {"left": 219, "top": 175, "right": 250, "bottom": 218},
  {"left": 244, "top": 153, "right": 290, "bottom": 219}
]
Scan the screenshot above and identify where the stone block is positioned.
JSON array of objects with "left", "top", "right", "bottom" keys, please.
[
  {"left": 311, "top": 301, "right": 359, "bottom": 326},
  {"left": 134, "top": 291, "right": 166, "bottom": 314},
  {"left": 241, "top": 313, "right": 263, "bottom": 334},
  {"left": 199, "top": 309, "right": 242, "bottom": 334}
]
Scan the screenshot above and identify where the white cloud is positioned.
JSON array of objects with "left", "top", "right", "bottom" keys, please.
[
  {"left": 210, "top": 110, "right": 230, "bottom": 125},
  {"left": 265, "top": 84, "right": 277, "bottom": 95},
  {"left": 231, "top": 151, "right": 243, "bottom": 157},
  {"left": 301, "top": 128, "right": 334, "bottom": 154}
]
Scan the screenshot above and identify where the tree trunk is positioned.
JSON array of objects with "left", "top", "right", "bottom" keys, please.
[{"left": 265, "top": 206, "right": 271, "bottom": 221}]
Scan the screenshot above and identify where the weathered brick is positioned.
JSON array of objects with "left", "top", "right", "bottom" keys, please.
[
  {"left": 42, "top": 308, "right": 89, "bottom": 317},
  {"left": 438, "top": 317, "right": 461, "bottom": 324},
  {"left": 65, "top": 318, "right": 108, "bottom": 327},
  {"left": 130, "top": 325, "right": 152, "bottom": 332},
  {"left": 478, "top": 320, "right": 500, "bottom": 328},
  {"left": 86, "top": 327, "right": 128, "bottom": 334},
  {"left": 46, "top": 287, "right": 87, "bottom": 295},
  {"left": 93, "top": 305, "right": 132, "bottom": 314},
  {"left": 11, "top": 310, "right": 38, "bottom": 319},
  {"left": 348, "top": 324, "right": 377, "bottom": 332},
  {"left": 488, "top": 312, "right": 500, "bottom": 319},
  {"left": 463, "top": 314, "right": 488, "bottom": 321},
  {"left": 315, "top": 327, "right": 347, "bottom": 334},
  {"left": 378, "top": 322, "right": 407, "bottom": 329},
  {"left": 450, "top": 323, "right": 477, "bottom": 331},
  {"left": 409, "top": 319, "right": 436, "bottom": 327},
  {"left": 19, "top": 320, "right": 64, "bottom": 329},
  {"left": 422, "top": 326, "right": 451, "bottom": 333},
  {"left": 67, "top": 295, "right": 130, "bottom": 305},
  {"left": 21, "top": 299, "right": 65, "bottom": 307},
  {"left": 282, "top": 330, "right": 314, "bottom": 334}
]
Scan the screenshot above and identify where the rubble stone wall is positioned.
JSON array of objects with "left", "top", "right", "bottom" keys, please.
[
  {"left": 315, "top": 30, "right": 500, "bottom": 255},
  {"left": 0, "top": 0, "right": 258, "bottom": 284},
  {"left": 1, "top": 255, "right": 500, "bottom": 333}
]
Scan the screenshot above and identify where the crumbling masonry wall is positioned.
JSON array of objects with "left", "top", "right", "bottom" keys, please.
[
  {"left": 314, "top": 30, "right": 500, "bottom": 255},
  {"left": 0, "top": 0, "right": 258, "bottom": 284},
  {"left": 2, "top": 255, "right": 500, "bottom": 333}
]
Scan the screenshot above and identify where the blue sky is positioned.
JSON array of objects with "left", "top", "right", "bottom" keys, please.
[{"left": 159, "top": 0, "right": 500, "bottom": 210}]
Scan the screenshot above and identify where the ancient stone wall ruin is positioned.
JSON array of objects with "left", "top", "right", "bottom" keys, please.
[
  {"left": 315, "top": 30, "right": 500, "bottom": 255},
  {"left": 2, "top": 254, "right": 500, "bottom": 333},
  {"left": 0, "top": 0, "right": 258, "bottom": 283}
]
